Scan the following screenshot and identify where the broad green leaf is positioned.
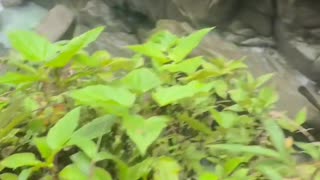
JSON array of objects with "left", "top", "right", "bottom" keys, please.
[
  {"left": 0, "top": 72, "right": 40, "bottom": 85},
  {"left": 212, "top": 79, "right": 228, "bottom": 99},
  {"left": 70, "top": 152, "right": 92, "bottom": 175},
  {"left": 94, "top": 151, "right": 129, "bottom": 179},
  {"left": 123, "top": 115, "right": 169, "bottom": 155},
  {"left": 60, "top": 160, "right": 112, "bottom": 180},
  {"left": 208, "top": 144, "right": 281, "bottom": 159},
  {"left": 23, "top": 96, "right": 39, "bottom": 112},
  {"left": 128, "top": 42, "right": 169, "bottom": 64},
  {"left": 225, "top": 60, "right": 247, "bottom": 71},
  {"left": 168, "top": 28, "right": 213, "bottom": 62},
  {"left": 178, "top": 113, "right": 214, "bottom": 135},
  {"left": 71, "top": 139, "right": 98, "bottom": 159},
  {"left": 74, "top": 50, "right": 111, "bottom": 68},
  {"left": 263, "top": 120, "right": 292, "bottom": 163},
  {"left": 93, "top": 167, "right": 112, "bottom": 180},
  {"left": 295, "top": 142, "right": 320, "bottom": 160},
  {"left": 47, "top": 26, "right": 104, "bottom": 67},
  {"left": 255, "top": 73, "right": 274, "bottom": 88},
  {"left": 59, "top": 164, "right": 87, "bottom": 180},
  {"left": 152, "top": 81, "right": 213, "bottom": 106},
  {"left": 229, "top": 88, "right": 249, "bottom": 102},
  {"left": 0, "top": 173, "right": 18, "bottom": 180},
  {"left": 33, "top": 137, "right": 52, "bottom": 160},
  {"left": 256, "top": 166, "right": 282, "bottom": 180},
  {"left": 125, "top": 158, "right": 155, "bottom": 180},
  {"left": 199, "top": 172, "right": 218, "bottom": 180},
  {"left": 69, "top": 85, "right": 136, "bottom": 108},
  {"left": 1, "top": 153, "right": 41, "bottom": 169},
  {"left": 89, "top": 50, "right": 111, "bottom": 67},
  {"left": 46, "top": 107, "right": 81, "bottom": 150},
  {"left": 8, "top": 31, "right": 58, "bottom": 62},
  {"left": 122, "top": 68, "right": 161, "bottom": 93},
  {"left": 224, "top": 157, "right": 250, "bottom": 175},
  {"left": 70, "top": 115, "right": 117, "bottom": 142},
  {"left": 149, "top": 31, "right": 178, "bottom": 51},
  {"left": 153, "top": 157, "right": 181, "bottom": 180},
  {"left": 258, "top": 88, "right": 278, "bottom": 108},
  {"left": 295, "top": 107, "right": 307, "bottom": 125},
  {"left": 18, "top": 168, "right": 33, "bottom": 180},
  {"left": 211, "top": 110, "right": 238, "bottom": 128},
  {"left": 161, "top": 56, "right": 204, "bottom": 74}
]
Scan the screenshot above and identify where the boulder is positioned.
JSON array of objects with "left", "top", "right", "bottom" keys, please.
[{"left": 36, "top": 5, "right": 75, "bottom": 42}]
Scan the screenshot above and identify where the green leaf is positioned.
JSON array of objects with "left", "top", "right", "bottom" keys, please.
[
  {"left": 0, "top": 72, "right": 40, "bottom": 85},
  {"left": 168, "top": 28, "right": 213, "bottom": 62},
  {"left": 18, "top": 168, "right": 33, "bottom": 180},
  {"left": 69, "top": 85, "right": 136, "bottom": 108},
  {"left": 122, "top": 68, "right": 161, "bottom": 93},
  {"left": 128, "top": 42, "right": 169, "bottom": 64},
  {"left": 229, "top": 88, "right": 249, "bottom": 102},
  {"left": 149, "top": 31, "right": 178, "bottom": 51},
  {"left": 92, "top": 167, "right": 112, "bottom": 180},
  {"left": 256, "top": 165, "right": 282, "bottom": 180},
  {"left": 153, "top": 157, "right": 181, "bottom": 180},
  {"left": 295, "top": 142, "right": 320, "bottom": 160},
  {"left": 1, "top": 153, "right": 41, "bottom": 169},
  {"left": 255, "top": 73, "right": 274, "bottom": 88},
  {"left": 125, "top": 158, "right": 155, "bottom": 180},
  {"left": 33, "top": 137, "right": 52, "bottom": 160},
  {"left": 123, "top": 115, "right": 169, "bottom": 155},
  {"left": 47, "top": 26, "right": 104, "bottom": 67},
  {"left": 258, "top": 88, "right": 278, "bottom": 108},
  {"left": 224, "top": 157, "right": 250, "bottom": 175},
  {"left": 178, "top": 113, "right": 214, "bottom": 135},
  {"left": 161, "top": 56, "right": 204, "bottom": 74},
  {"left": 59, "top": 164, "right": 87, "bottom": 180},
  {"left": 70, "top": 115, "right": 117, "bottom": 143},
  {"left": 152, "top": 81, "right": 213, "bottom": 106},
  {"left": 210, "top": 110, "right": 238, "bottom": 128},
  {"left": 263, "top": 120, "right": 291, "bottom": 163},
  {"left": 199, "top": 172, "right": 218, "bottom": 180},
  {"left": 74, "top": 140, "right": 98, "bottom": 159},
  {"left": 295, "top": 107, "right": 307, "bottom": 125},
  {"left": 212, "top": 79, "right": 228, "bottom": 99},
  {"left": 46, "top": 107, "right": 81, "bottom": 150},
  {"left": 0, "top": 173, "right": 18, "bottom": 180},
  {"left": 8, "top": 30, "right": 58, "bottom": 62},
  {"left": 208, "top": 144, "right": 281, "bottom": 159}
]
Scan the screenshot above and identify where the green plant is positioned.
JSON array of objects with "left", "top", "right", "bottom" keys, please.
[{"left": 0, "top": 26, "right": 318, "bottom": 180}]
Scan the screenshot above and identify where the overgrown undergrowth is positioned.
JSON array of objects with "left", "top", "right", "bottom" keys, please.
[{"left": 0, "top": 26, "right": 319, "bottom": 180}]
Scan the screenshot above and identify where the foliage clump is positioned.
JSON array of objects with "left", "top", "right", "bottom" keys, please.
[{"left": 0, "top": 26, "right": 318, "bottom": 180}]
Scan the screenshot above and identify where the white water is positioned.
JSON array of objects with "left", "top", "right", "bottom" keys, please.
[{"left": 0, "top": 2, "right": 48, "bottom": 47}]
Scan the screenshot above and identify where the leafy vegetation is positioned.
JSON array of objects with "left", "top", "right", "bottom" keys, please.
[{"left": 0, "top": 26, "right": 318, "bottom": 180}]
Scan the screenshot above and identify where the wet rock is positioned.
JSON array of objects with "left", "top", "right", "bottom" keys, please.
[
  {"left": 0, "top": 2, "right": 48, "bottom": 47},
  {"left": 87, "top": 31, "right": 138, "bottom": 57},
  {"left": 105, "top": 0, "right": 240, "bottom": 26},
  {"left": 1, "top": 0, "right": 24, "bottom": 7},
  {"left": 239, "top": 37, "right": 275, "bottom": 47},
  {"left": 274, "top": 20, "right": 320, "bottom": 84},
  {"left": 78, "top": 0, "right": 130, "bottom": 32},
  {"left": 147, "top": 20, "right": 320, "bottom": 126},
  {"left": 227, "top": 21, "right": 257, "bottom": 38},
  {"left": 238, "top": 7, "right": 273, "bottom": 36},
  {"left": 36, "top": 5, "right": 75, "bottom": 42}
]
